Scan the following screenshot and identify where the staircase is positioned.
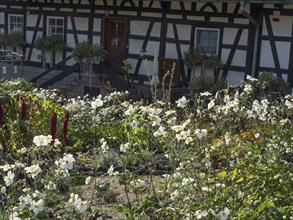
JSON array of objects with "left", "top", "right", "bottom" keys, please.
[{"left": 30, "top": 55, "right": 143, "bottom": 100}]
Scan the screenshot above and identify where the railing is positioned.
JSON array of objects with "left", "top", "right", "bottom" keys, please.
[
  {"left": 0, "top": 49, "right": 26, "bottom": 78},
  {"left": 30, "top": 55, "right": 73, "bottom": 83}
]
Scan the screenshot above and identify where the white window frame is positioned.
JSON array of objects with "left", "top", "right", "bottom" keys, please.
[
  {"left": 195, "top": 27, "right": 220, "bottom": 57},
  {"left": 8, "top": 14, "right": 24, "bottom": 33},
  {"left": 47, "top": 16, "right": 64, "bottom": 39}
]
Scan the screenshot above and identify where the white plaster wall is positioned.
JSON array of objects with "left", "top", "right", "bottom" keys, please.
[
  {"left": 234, "top": 18, "right": 249, "bottom": 25},
  {"left": 74, "top": 17, "right": 88, "bottom": 31},
  {"left": 141, "top": 12, "right": 162, "bottom": 18},
  {"left": 145, "top": 41, "right": 160, "bottom": 57},
  {"left": 128, "top": 39, "right": 144, "bottom": 54},
  {"left": 93, "top": 18, "right": 101, "bottom": 32},
  {"left": 66, "top": 34, "right": 76, "bottom": 48},
  {"left": 262, "top": 15, "right": 293, "bottom": 37},
  {"left": 67, "top": 17, "right": 72, "bottom": 30},
  {"left": 226, "top": 71, "right": 245, "bottom": 85},
  {"left": 239, "top": 29, "right": 248, "bottom": 46},
  {"left": 223, "top": 28, "right": 237, "bottom": 45},
  {"left": 210, "top": 17, "right": 229, "bottom": 23},
  {"left": 77, "top": 34, "right": 88, "bottom": 43},
  {"left": 28, "top": 48, "right": 41, "bottom": 62},
  {"left": 167, "top": 24, "right": 174, "bottom": 39},
  {"left": 130, "top": 20, "right": 149, "bottom": 36},
  {"left": 187, "top": 15, "right": 205, "bottom": 21},
  {"left": 223, "top": 28, "right": 248, "bottom": 46},
  {"left": 170, "top": 1, "right": 181, "bottom": 10},
  {"left": 92, "top": 36, "right": 101, "bottom": 45},
  {"left": 26, "top": 15, "right": 43, "bottom": 28},
  {"left": 177, "top": 24, "right": 191, "bottom": 41},
  {"left": 227, "top": 3, "right": 238, "bottom": 13},
  {"left": 221, "top": 48, "right": 231, "bottom": 64},
  {"left": 151, "top": 22, "right": 161, "bottom": 37},
  {"left": 231, "top": 50, "right": 246, "bottom": 67},
  {"left": 118, "top": 11, "right": 137, "bottom": 16},
  {"left": 165, "top": 43, "right": 178, "bottom": 59},
  {"left": 275, "top": 41, "right": 291, "bottom": 69},
  {"left": 143, "top": 1, "right": 161, "bottom": 8},
  {"left": 259, "top": 41, "right": 275, "bottom": 68}
]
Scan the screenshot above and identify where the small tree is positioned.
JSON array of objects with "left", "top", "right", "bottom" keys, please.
[
  {"left": 183, "top": 48, "right": 204, "bottom": 78},
  {"left": 72, "top": 41, "right": 100, "bottom": 78},
  {"left": 35, "top": 35, "right": 66, "bottom": 68},
  {"left": 0, "top": 32, "right": 25, "bottom": 49}
]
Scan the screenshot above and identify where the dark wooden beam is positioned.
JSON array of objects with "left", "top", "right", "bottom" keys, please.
[
  {"left": 264, "top": 14, "right": 281, "bottom": 78},
  {"left": 133, "top": 21, "right": 154, "bottom": 78},
  {"left": 287, "top": 22, "right": 293, "bottom": 86},
  {"left": 173, "top": 23, "right": 187, "bottom": 84},
  {"left": 222, "top": 28, "right": 243, "bottom": 78},
  {"left": 27, "top": 14, "right": 42, "bottom": 61}
]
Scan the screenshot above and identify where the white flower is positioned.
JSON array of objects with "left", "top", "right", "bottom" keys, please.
[
  {"left": 91, "top": 97, "right": 104, "bottom": 110},
  {"left": 170, "top": 190, "right": 179, "bottom": 201},
  {"left": 18, "top": 195, "right": 32, "bottom": 211},
  {"left": 153, "top": 126, "right": 165, "bottom": 137},
  {"left": 24, "top": 164, "right": 42, "bottom": 179},
  {"left": 29, "top": 199, "right": 44, "bottom": 215},
  {"left": 176, "top": 96, "right": 187, "bottom": 108},
  {"left": 74, "top": 198, "right": 88, "bottom": 213},
  {"left": 208, "top": 99, "right": 215, "bottom": 109},
  {"left": 4, "top": 171, "right": 15, "bottom": 186},
  {"left": 120, "top": 142, "right": 130, "bottom": 153},
  {"left": 85, "top": 177, "right": 91, "bottom": 185},
  {"left": 33, "top": 135, "right": 52, "bottom": 147},
  {"left": 107, "top": 165, "right": 115, "bottom": 176},
  {"left": 68, "top": 193, "right": 79, "bottom": 204},
  {"left": 53, "top": 139, "right": 62, "bottom": 147},
  {"left": 195, "top": 210, "right": 208, "bottom": 219},
  {"left": 200, "top": 91, "right": 212, "bottom": 96},
  {"left": 246, "top": 75, "right": 258, "bottom": 82},
  {"left": 244, "top": 84, "right": 253, "bottom": 93},
  {"left": 130, "top": 179, "right": 146, "bottom": 188},
  {"left": 218, "top": 207, "right": 230, "bottom": 220},
  {"left": 194, "top": 129, "right": 208, "bottom": 139},
  {"left": 60, "top": 153, "right": 75, "bottom": 170},
  {"left": 0, "top": 164, "right": 15, "bottom": 172},
  {"left": 101, "top": 141, "right": 109, "bottom": 153},
  {"left": 9, "top": 211, "right": 21, "bottom": 220},
  {"left": 171, "top": 125, "right": 185, "bottom": 132}
]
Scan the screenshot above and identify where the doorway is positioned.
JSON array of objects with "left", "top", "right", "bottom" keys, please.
[{"left": 102, "top": 17, "right": 128, "bottom": 67}]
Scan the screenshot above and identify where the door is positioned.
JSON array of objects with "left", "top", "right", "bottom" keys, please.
[{"left": 103, "top": 17, "right": 127, "bottom": 67}]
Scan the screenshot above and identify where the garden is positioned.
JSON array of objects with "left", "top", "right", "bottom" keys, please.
[{"left": 0, "top": 76, "right": 292, "bottom": 219}]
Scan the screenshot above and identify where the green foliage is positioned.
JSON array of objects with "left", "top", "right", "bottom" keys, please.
[
  {"left": 189, "top": 76, "right": 228, "bottom": 95},
  {"left": 0, "top": 32, "right": 25, "bottom": 48},
  {"left": 258, "top": 71, "right": 291, "bottom": 95},
  {"left": 183, "top": 48, "right": 204, "bottom": 69},
  {"left": 35, "top": 35, "right": 66, "bottom": 52},
  {"left": 204, "top": 55, "right": 224, "bottom": 71},
  {"left": 72, "top": 40, "right": 100, "bottom": 63}
]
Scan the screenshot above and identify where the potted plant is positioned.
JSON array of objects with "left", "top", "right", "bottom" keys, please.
[
  {"left": 72, "top": 41, "right": 101, "bottom": 79},
  {"left": 203, "top": 55, "right": 224, "bottom": 81},
  {"left": 183, "top": 48, "right": 204, "bottom": 78},
  {"left": 0, "top": 32, "right": 25, "bottom": 50},
  {"left": 258, "top": 71, "right": 291, "bottom": 100},
  {"left": 35, "top": 35, "right": 66, "bottom": 68}
]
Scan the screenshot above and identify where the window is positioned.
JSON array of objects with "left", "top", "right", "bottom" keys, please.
[
  {"left": 9, "top": 15, "right": 24, "bottom": 33},
  {"left": 47, "top": 17, "right": 64, "bottom": 39},
  {"left": 196, "top": 28, "right": 219, "bottom": 56}
]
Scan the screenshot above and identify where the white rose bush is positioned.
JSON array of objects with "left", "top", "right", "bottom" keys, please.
[{"left": 0, "top": 78, "right": 292, "bottom": 219}]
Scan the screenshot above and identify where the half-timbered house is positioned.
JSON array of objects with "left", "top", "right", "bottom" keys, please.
[{"left": 0, "top": 0, "right": 292, "bottom": 96}]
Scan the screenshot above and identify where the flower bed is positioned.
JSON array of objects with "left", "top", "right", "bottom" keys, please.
[{"left": 0, "top": 78, "right": 292, "bottom": 219}]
